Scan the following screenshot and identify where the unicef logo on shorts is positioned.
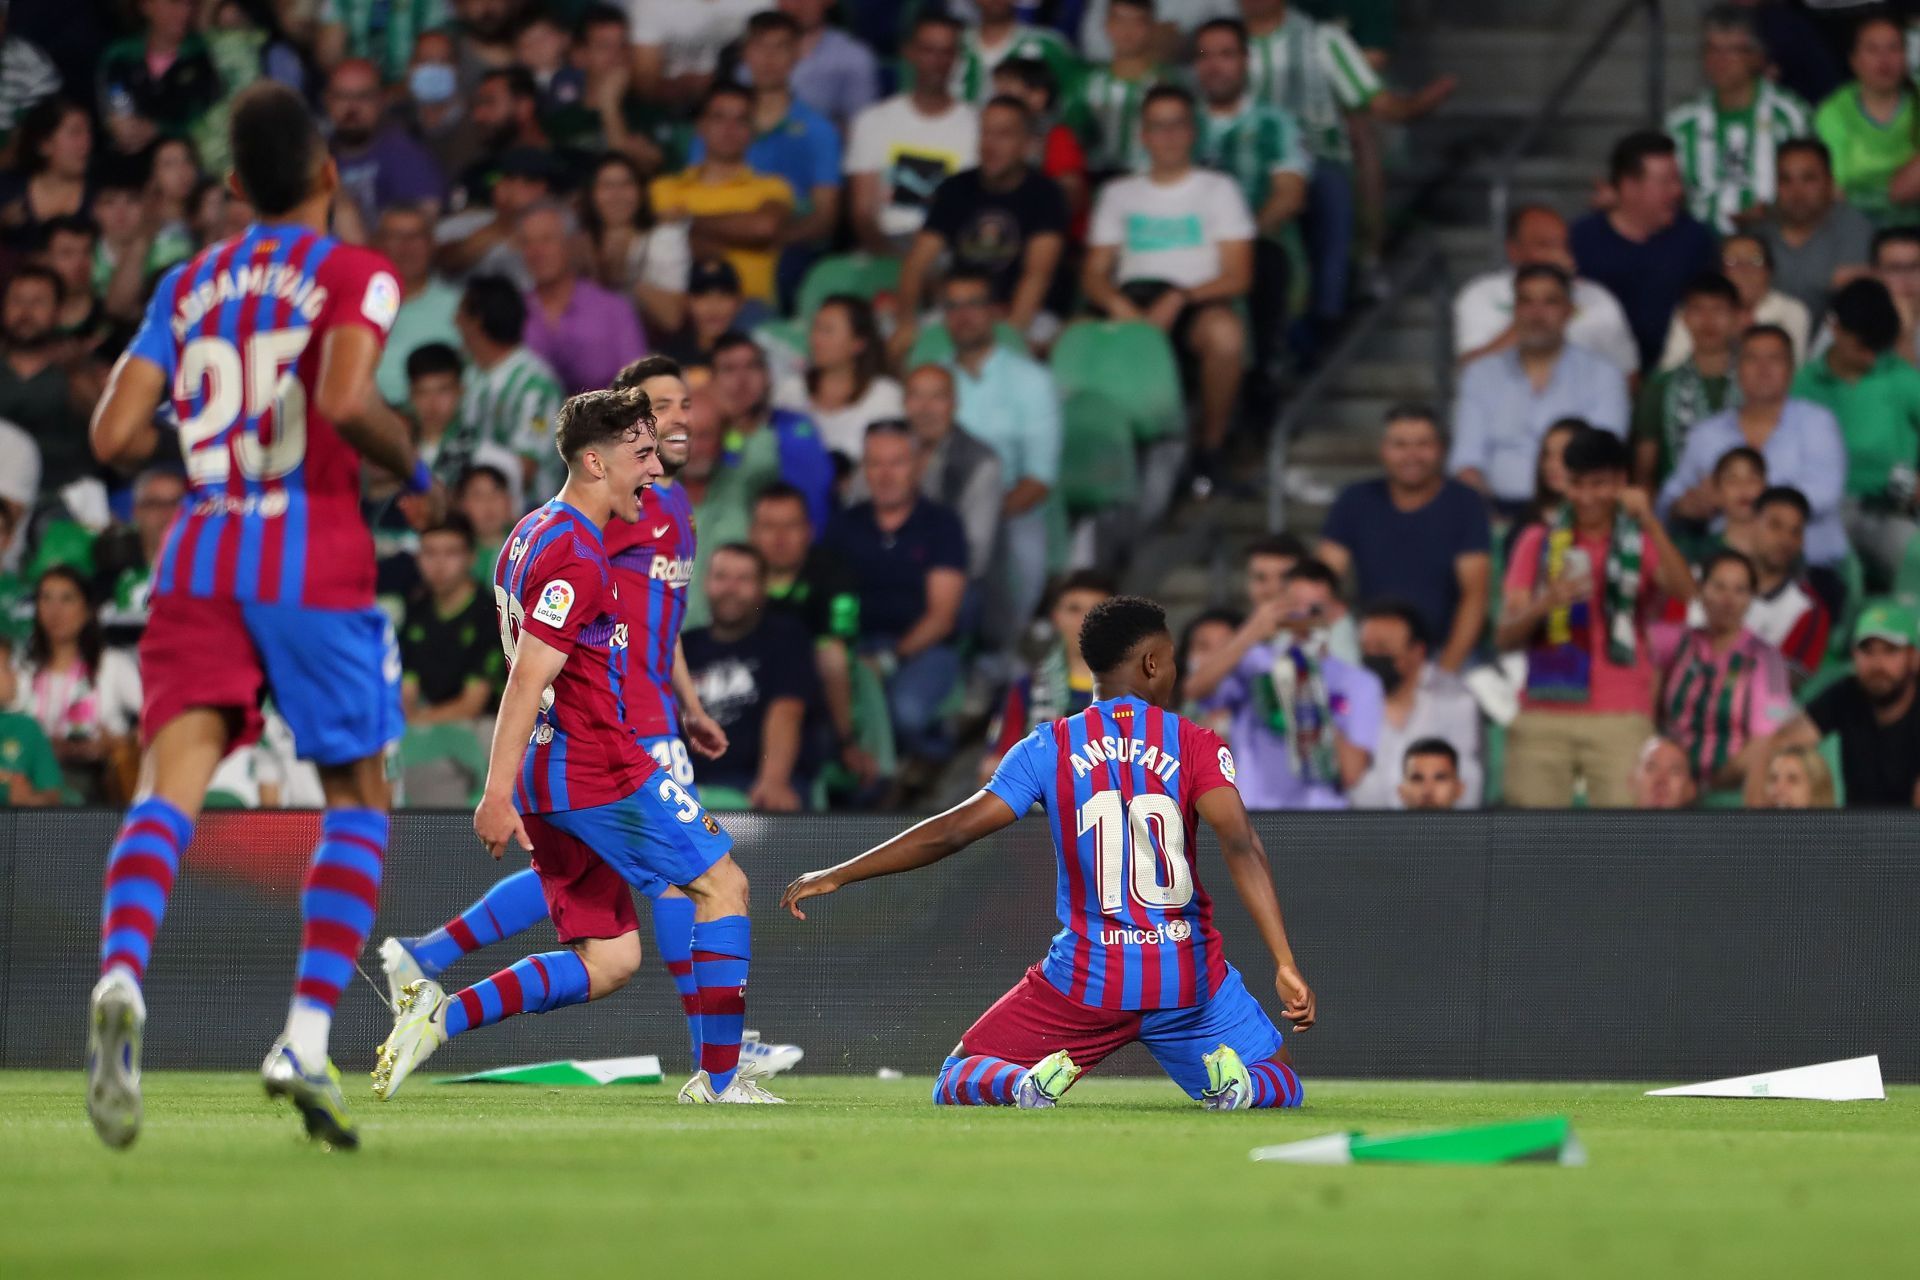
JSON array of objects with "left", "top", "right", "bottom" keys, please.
[{"left": 1165, "top": 919, "right": 1192, "bottom": 943}]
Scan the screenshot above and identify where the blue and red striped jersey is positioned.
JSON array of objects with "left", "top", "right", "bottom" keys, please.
[
  {"left": 605, "top": 480, "right": 695, "bottom": 737},
  {"left": 126, "top": 224, "right": 401, "bottom": 609},
  {"left": 493, "top": 499, "right": 656, "bottom": 813},
  {"left": 984, "top": 696, "right": 1240, "bottom": 1011}
]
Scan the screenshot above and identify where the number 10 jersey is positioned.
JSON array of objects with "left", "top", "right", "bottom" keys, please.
[
  {"left": 126, "top": 224, "right": 401, "bottom": 609},
  {"left": 984, "top": 696, "right": 1240, "bottom": 1011}
]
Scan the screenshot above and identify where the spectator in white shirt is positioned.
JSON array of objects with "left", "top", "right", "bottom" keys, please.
[
  {"left": 1455, "top": 204, "right": 1640, "bottom": 377},
  {"left": 1083, "top": 83, "right": 1254, "bottom": 494},
  {"left": 774, "top": 293, "right": 903, "bottom": 463},
  {"left": 845, "top": 14, "right": 978, "bottom": 253},
  {"left": 1350, "top": 600, "right": 1483, "bottom": 809}
]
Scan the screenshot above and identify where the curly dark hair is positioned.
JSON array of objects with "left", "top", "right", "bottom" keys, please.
[{"left": 1078, "top": 595, "right": 1169, "bottom": 675}]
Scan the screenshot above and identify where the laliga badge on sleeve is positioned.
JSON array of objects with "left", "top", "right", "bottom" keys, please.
[{"left": 532, "top": 580, "right": 575, "bottom": 628}]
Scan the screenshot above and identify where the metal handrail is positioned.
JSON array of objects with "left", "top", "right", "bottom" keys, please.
[
  {"left": 1487, "top": 0, "right": 1666, "bottom": 262},
  {"left": 1265, "top": 239, "right": 1454, "bottom": 533},
  {"left": 1263, "top": 0, "right": 1668, "bottom": 534}
]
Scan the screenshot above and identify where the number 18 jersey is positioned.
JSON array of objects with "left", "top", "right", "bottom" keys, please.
[
  {"left": 984, "top": 695, "right": 1239, "bottom": 1012},
  {"left": 126, "top": 224, "right": 401, "bottom": 609}
]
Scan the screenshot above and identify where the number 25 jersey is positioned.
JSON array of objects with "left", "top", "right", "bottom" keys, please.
[
  {"left": 985, "top": 695, "right": 1240, "bottom": 1011},
  {"left": 126, "top": 224, "right": 400, "bottom": 610}
]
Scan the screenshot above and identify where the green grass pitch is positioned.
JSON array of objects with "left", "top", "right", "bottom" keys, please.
[{"left": 2, "top": 1073, "right": 1914, "bottom": 1278}]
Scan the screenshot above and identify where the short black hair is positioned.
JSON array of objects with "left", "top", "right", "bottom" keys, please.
[
  {"left": 1111, "top": 0, "right": 1155, "bottom": 12},
  {"left": 981, "top": 93, "right": 1036, "bottom": 128},
  {"left": 1282, "top": 557, "right": 1341, "bottom": 592},
  {"left": 752, "top": 480, "right": 811, "bottom": 518},
  {"left": 1504, "top": 202, "right": 1564, "bottom": 241},
  {"left": 711, "top": 541, "right": 769, "bottom": 578},
  {"left": 1755, "top": 484, "right": 1811, "bottom": 522},
  {"left": 1777, "top": 136, "right": 1832, "bottom": 175},
  {"left": 1141, "top": 83, "right": 1196, "bottom": 118},
  {"left": 38, "top": 213, "right": 97, "bottom": 249},
  {"left": 421, "top": 511, "right": 477, "bottom": 551},
  {"left": 699, "top": 83, "right": 754, "bottom": 117},
  {"left": 456, "top": 462, "right": 511, "bottom": 497},
  {"left": 864, "top": 417, "right": 914, "bottom": 441},
  {"left": 1853, "top": 8, "right": 1904, "bottom": 51},
  {"left": 612, "top": 354, "right": 685, "bottom": 391},
  {"left": 1740, "top": 322, "right": 1795, "bottom": 359},
  {"left": 1403, "top": 737, "right": 1459, "bottom": 771},
  {"left": 993, "top": 58, "right": 1056, "bottom": 107},
  {"left": 1712, "top": 444, "right": 1766, "bottom": 479},
  {"left": 910, "top": 12, "right": 963, "bottom": 39},
  {"left": 577, "top": 2, "right": 627, "bottom": 35},
  {"left": 1562, "top": 426, "right": 1631, "bottom": 477},
  {"left": 1680, "top": 272, "right": 1741, "bottom": 308},
  {"left": 941, "top": 265, "right": 997, "bottom": 296},
  {"left": 1245, "top": 533, "right": 1308, "bottom": 564},
  {"left": 1872, "top": 226, "right": 1920, "bottom": 265},
  {"left": 710, "top": 330, "right": 766, "bottom": 365},
  {"left": 406, "top": 341, "right": 463, "bottom": 383},
  {"left": 745, "top": 9, "right": 801, "bottom": 39},
  {"left": 6, "top": 262, "right": 63, "bottom": 306},
  {"left": 1724, "top": 231, "right": 1772, "bottom": 271},
  {"left": 1609, "top": 129, "right": 1678, "bottom": 185},
  {"left": 1514, "top": 262, "right": 1573, "bottom": 296},
  {"left": 481, "top": 65, "right": 539, "bottom": 104},
  {"left": 1078, "top": 595, "right": 1170, "bottom": 675},
  {"left": 229, "top": 82, "right": 325, "bottom": 217},
  {"left": 1384, "top": 402, "right": 1446, "bottom": 445},
  {"left": 555, "top": 386, "right": 653, "bottom": 464},
  {"left": 1702, "top": 547, "right": 1758, "bottom": 591},
  {"left": 1830, "top": 277, "right": 1902, "bottom": 353},
  {"left": 1359, "top": 598, "right": 1431, "bottom": 650},
  {"left": 461, "top": 275, "right": 527, "bottom": 346},
  {"left": 1194, "top": 17, "right": 1249, "bottom": 52}
]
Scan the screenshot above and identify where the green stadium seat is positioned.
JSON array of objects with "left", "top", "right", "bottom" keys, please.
[
  {"left": 795, "top": 253, "right": 902, "bottom": 324},
  {"left": 1056, "top": 389, "right": 1141, "bottom": 519},
  {"left": 1895, "top": 534, "right": 1920, "bottom": 607},
  {"left": 397, "top": 723, "right": 489, "bottom": 806},
  {"left": 903, "top": 319, "right": 1025, "bottom": 369},
  {"left": 1047, "top": 321, "right": 1184, "bottom": 445},
  {"left": 700, "top": 784, "right": 754, "bottom": 813}
]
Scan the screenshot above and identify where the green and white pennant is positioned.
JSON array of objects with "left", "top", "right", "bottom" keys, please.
[
  {"left": 439, "top": 1055, "right": 663, "bottom": 1087},
  {"left": 1251, "top": 1117, "right": 1586, "bottom": 1167}
]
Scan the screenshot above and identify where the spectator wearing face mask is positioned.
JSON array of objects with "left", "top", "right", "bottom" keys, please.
[
  {"left": 1349, "top": 600, "right": 1481, "bottom": 810},
  {"left": 1185, "top": 557, "right": 1383, "bottom": 811},
  {"left": 325, "top": 57, "right": 445, "bottom": 223}
]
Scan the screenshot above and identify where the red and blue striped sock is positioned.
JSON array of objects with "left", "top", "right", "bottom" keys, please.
[
  {"left": 1247, "top": 1057, "right": 1305, "bottom": 1108},
  {"left": 98, "top": 798, "right": 194, "bottom": 983},
  {"left": 284, "top": 809, "right": 386, "bottom": 1061},
  {"left": 692, "top": 915, "right": 750, "bottom": 1094},
  {"left": 404, "top": 868, "right": 549, "bottom": 978},
  {"left": 933, "top": 1054, "right": 1028, "bottom": 1105},
  {"left": 445, "top": 950, "right": 591, "bottom": 1036},
  {"left": 650, "top": 893, "right": 701, "bottom": 1070}
]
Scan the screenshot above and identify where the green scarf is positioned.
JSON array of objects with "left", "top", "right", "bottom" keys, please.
[
  {"left": 1536, "top": 498, "right": 1643, "bottom": 667},
  {"left": 1253, "top": 640, "right": 1339, "bottom": 788},
  {"left": 1658, "top": 361, "right": 1738, "bottom": 480}
]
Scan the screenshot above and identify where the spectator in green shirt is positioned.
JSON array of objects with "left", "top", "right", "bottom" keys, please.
[
  {"left": 1812, "top": 13, "right": 1920, "bottom": 228},
  {"left": 1792, "top": 276, "right": 1920, "bottom": 584},
  {"left": 0, "top": 637, "right": 64, "bottom": 806},
  {"left": 1633, "top": 273, "right": 1743, "bottom": 489}
]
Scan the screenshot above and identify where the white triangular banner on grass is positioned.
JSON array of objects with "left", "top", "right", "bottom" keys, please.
[
  {"left": 1250, "top": 1133, "right": 1358, "bottom": 1165},
  {"left": 1645, "top": 1055, "right": 1883, "bottom": 1101}
]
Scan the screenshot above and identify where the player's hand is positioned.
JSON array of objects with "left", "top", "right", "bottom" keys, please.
[
  {"left": 684, "top": 710, "right": 728, "bottom": 759},
  {"left": 750, "top": 777, "right": 804, "bottom": 812},
  {"left": 474, "top": 793, "right": 533, "bottom": 860},
  {"left": 398, "top": 480, "right": 448, "bottom": 530},
  {"left": 1275, "top": 964, "right": 1316, "bottom": 1032},
  {"left": 780, "top": 869, "right": 841, "bottom": 920}
]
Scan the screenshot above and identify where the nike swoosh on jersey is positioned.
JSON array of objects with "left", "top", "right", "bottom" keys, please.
[{"left": 653, "top": 525, "right": 671, "bottom": 537}]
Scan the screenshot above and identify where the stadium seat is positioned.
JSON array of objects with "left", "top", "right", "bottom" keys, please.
[
  {"left": 1048, "top": 321, "right": 1184, "bottom": 446},
  {"left": 1895, "top": 535, "right": 1920, "bottom": 607},
  {"left": 903, "top": 319, "right": 1026, "bottom": 368},
  {"left": 1056, "top": 390, "right": 1141, "bottom": 519},
  {"left": 397, "top": 723, "right": 489, "bottom": 807},
  {"left": 794, "top": 253, "right": 902, "bottom": 324}
]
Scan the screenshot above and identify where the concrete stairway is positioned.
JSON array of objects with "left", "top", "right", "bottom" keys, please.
[{"left": 1134, "top": 0, "right": 1707, "bottom": 622}]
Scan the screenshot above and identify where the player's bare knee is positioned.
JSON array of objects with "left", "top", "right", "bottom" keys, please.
[
  {"left": 685, "top": 854, "right": 749, "bottom": 917},
  {"left": 318, "top": 754, "right": 391, "bottom": 811},
  {"left": 576, "top": 933, "right": 643, "bottom": 996}
]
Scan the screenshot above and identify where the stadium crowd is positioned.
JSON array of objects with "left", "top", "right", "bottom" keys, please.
[{"left": 3, "top": 0, "right": 1920, "bottom": 813}]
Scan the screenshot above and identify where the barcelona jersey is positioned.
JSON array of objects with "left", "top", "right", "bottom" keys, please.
[
  {"left": 605, "top": 480, "right": 696, "bottom": 737},
  {"left": 126, "top": 224, "right": 401, "bottom": 609},
  {"left": 494, "top": 500, "right": 656, "bottom": 813},
  {"left": 984, "top": 696, "right": 1240, "bottom": 1011}
]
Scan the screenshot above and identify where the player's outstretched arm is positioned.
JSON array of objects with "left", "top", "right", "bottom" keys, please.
[
  {"left": 780, "top": 790, "right": 1020, "bottom": 919},
  {"left": 474, "top": 630, "right": 570, "bottom": 859},
  {"left": 1197, "top": 786, "right": 1316, "bottom": 1032},
  {"left": 90, "top": 352, "right": 169, "bottom": 468}
]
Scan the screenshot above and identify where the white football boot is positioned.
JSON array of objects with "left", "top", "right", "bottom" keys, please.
[
  {"left": 371, "top": 979, "right": 448, "bottom": 1100},
  {"left": 86, "top": 968, "right": 146, "bottom": 1149}
]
